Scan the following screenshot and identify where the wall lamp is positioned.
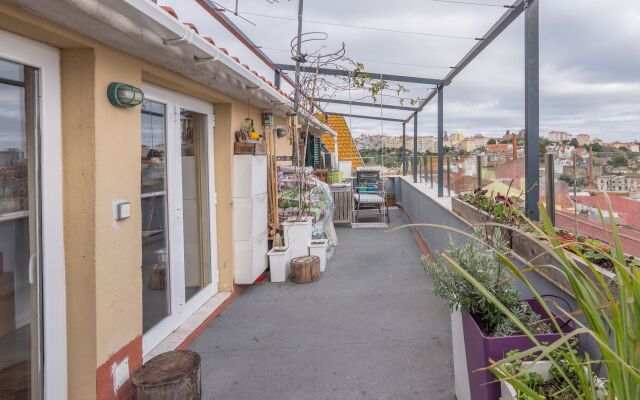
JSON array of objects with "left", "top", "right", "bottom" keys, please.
[{"left": 107, "top": 82, "right": 144, "bottom": 108}]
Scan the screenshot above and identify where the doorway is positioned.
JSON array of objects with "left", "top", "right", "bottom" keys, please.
[{"left": 140, "top": 84, "right": 217, "bottom": 355}]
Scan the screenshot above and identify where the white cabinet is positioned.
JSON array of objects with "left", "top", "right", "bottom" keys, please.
[
  {"left": 233, "top": 155, "right": 268, "bottom": 284},
  {"left": 233, "top": 155, "right": 267, "bottom": 197}
]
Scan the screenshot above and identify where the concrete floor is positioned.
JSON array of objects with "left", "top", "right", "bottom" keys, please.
[{"left": 190, "top": 208, "right": 455, "bottom": 400}]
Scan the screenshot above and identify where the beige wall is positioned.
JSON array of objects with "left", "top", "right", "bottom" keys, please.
[
  {"left": 61, "top": 48, "right": 98, "bottom": 400},
  {"left": 0, "top": 2, "right": 292, "bottom": 398}
]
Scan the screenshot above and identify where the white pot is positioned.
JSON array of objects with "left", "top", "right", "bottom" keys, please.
[
  {"left": 308, "top": 239, "right": 328, "bottom": 272},
  {"left": 451, "top": 306, "right": 471, "bottom": 400},
  {"left": 500, "top": 361, "right": 607, "bottom": 400},
  {"left": 268, "top": 247, "right": 291, "bottom": 283},
  {"left": 282, "top": 217, "right": 312, "bottom": 259}
]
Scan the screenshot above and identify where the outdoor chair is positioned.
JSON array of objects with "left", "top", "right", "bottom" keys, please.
[{"left": 352, "top": 169, "right": 389, "bottom": 224}]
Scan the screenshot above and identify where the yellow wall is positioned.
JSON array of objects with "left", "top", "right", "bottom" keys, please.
[{"left": 0, "top": 2, "right": 293, "bottom": 398}]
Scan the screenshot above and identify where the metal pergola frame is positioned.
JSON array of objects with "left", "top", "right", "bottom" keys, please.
[
  {"left": 282, "top": 0, "right": 540, "bottom": 219},
  {"left": 198, "top": 0, "right": 540, "bottom": 219}
]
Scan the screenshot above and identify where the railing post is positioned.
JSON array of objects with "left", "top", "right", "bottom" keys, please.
[
  {"left": 447, "top": 156, "right": 451, "bottom": 197},
  {"left": 545, "top": 153, "right": 555, "bottom": 225},
  {"left": 437, "top": 85, "right": 444, "bottom": 197},
  {"left": 524, "top": 0, "right": 540, "bottom": 220},
  {"left": 430, "top": 156, "right": 434, "bottom": 189},
  {"left": 413, "top": 114, "right": 418, "bottom": 183},
  {"left": 402, "top": 123, "right": 407, "bottom": 176},
  {"left": 419, "top": 156, "right": 423, "bottom": 182},
  {"left": 476, "top": 154, "right": 482, "bottom": 190}
]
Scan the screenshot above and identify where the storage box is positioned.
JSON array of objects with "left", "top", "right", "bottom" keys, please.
[
  {"left": 234, "top": 231, "right": 268, "bottom": 284},
  {"left": 233, "top": 193, "right": 268, "bottom": 241},
  {"left": 282, "top": 217, "right": 312, "bottom": 259},
  {"left": 308, "top": 239, "right": 328, "bottom": 272},
  {"left": 234, "top": 142, "right": 267, "bottom": 155},
  {"left": 233, "top": 155, "right": 267, "bottom": 197}
]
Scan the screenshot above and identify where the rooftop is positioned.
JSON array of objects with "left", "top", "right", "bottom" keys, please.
[{"left": 189, "top": 208, "right": 455, "bottom": 399}]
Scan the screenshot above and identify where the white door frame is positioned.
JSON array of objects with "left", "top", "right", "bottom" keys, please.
[
  {"left": 0, "top": 30, "right": 66, "bottom": 400},
  {"left": 141, "top": 83, "right": 218, "bottom": 355}
]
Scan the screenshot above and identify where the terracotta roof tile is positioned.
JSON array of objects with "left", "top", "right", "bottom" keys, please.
[
  {"left": 183, "top": 23, "right": 198, "bottom": 33},
  {"left": 160, "top": 6, "right": 178, "bottom": 19}
]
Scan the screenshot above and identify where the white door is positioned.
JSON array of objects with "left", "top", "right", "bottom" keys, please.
[
  {"left": 0, "top": 30, "right": 66, "bottom": 400},
  {"left": 141, "top": 84, "right": 218, "bottom": 355}
]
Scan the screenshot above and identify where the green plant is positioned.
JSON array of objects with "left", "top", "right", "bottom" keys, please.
[
  {"left": 433, "top": 197, "right": 640, "bottom": 399},
  {"left": 423, "top": 229, "right": 550, "bottom": 337},
  {"left": 459, "top": 188, "right": 524, "bottom": 226},
  {"left": 502, "top": 342, "right": 604, "bottom": 399}
]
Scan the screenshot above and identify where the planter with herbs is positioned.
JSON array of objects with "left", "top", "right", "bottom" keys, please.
[
  {"left": 455, "top": 190, "right": 638, "bottom": 297},
  {"left": 424, "top": 231, "right": 573, "bottom": 400},
  {"left": 499, "top": 344, "right": 607, "bottom": 400},
  {"left": 453, "top": 189, "right": 524, "bottom": 247}
]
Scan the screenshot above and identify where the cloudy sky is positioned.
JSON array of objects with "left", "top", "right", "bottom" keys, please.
[{"left": 162, "top": 0, "right": 640, "bottom": 141}]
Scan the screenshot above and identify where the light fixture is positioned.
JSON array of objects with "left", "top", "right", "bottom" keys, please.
[{"left": 107, "top": 82, "right": 144, "bottom": 108}]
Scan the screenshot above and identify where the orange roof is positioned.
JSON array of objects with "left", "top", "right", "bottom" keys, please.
[{"left": 317, "top": 114, "right": 363, "bottom": 171}]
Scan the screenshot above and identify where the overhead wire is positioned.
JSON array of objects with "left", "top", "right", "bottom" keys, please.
[{"left": 234, "top": 11, "right": 479, "bottom": 40}]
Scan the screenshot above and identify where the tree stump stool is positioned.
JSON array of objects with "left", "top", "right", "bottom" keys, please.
[
  {"left": 132, "top": 350, "right": 201, "bottom": 400},
  {"left": 148, "top": 263, "right": 166, "bottom": 290},
  {"left": 291, "top": 255, "right": 321, "bottom": 284}
]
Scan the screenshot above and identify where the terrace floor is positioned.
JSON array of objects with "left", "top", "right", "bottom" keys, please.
[{"left": 190, "top": 208, "right": 455, "bottom": 400}]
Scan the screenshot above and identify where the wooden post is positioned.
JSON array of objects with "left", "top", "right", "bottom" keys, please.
[
  {"left": 291, "top": 255, "right": 320, "bottom": 284},
  {"left": 132, "top": 350, "right": 201, "bottom": 400}
]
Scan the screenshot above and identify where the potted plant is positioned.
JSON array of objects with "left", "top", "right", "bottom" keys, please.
[
  {"left": 499, "top": 345, "right": 607, "bottom": 400},
  {"left": 423, "top": 229, "right": 571, "bottom": 400},
  {"left": 268, "top": 234, "right": 291, "bottom": 283},
  {"left": 443, "top": 199, "right": 639, "bottom": 399},
  {"left": 307, "top": 239, "right": 328, "bottom": 272}
]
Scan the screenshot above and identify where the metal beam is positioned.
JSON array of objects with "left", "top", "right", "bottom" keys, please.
[
  {"left": 325, "top": 112, "right": 405, "bottom": 123},
  {"left": 524, "top": 0, "right": 540, "bottom": 220},
  {"left": 314, "top": 98, "right": 418, "bottom": 111},
  {"left": 402, "top": 123, "right": 407, "bottom": 176},
  {"left": 404, "top": 0, "right": 525, "bottom": 123},
  {"left": 413, "top": 114, "right": 418, "bottom": 183},
  {"left": 275, "top": 64, "right": 443, "bottom": 86},
  {"left": 437, "top": 86, "right": 444, "bottom": 197}
]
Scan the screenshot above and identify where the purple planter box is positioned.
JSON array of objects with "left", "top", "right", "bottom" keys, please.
[{"left": 461, "top": 299, "right": 573, "bottom": 400}]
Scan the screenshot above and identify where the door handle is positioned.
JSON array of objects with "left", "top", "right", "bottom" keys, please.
[{"left": 28, "top": 253, "right": 37, "bottom": 285}]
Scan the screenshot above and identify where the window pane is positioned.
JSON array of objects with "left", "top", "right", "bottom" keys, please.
[
  {"left": 0, "top": 61, "right": 34, "bottom": 399},
  {"left": 141, "top": 100, "right": 170, "bottom": 333},
  {"left": 0, "top": 59, "right": 23, "bottom": 82},
  {"left": 180, "top": 110, "right": 211, "bottom": 301}
]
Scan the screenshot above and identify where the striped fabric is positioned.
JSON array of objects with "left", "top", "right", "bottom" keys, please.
[{"left": 354, "top": 193, "right": 385, "bottom": 204}]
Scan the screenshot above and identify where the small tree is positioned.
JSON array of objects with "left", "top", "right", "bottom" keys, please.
[
  {"left": 569, "top": 138, "right": 579, "bottom": 147},
  {"left": 487, "top": 138, "right": 497, "bottom": 145}
]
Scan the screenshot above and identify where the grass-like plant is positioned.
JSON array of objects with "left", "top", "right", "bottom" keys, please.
[{"left": 398, "top": 194, "right": 640, "bottom": 398}]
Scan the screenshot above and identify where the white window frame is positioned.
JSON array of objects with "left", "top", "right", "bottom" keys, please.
[
  {"left": 0, "top": 29, "right": 66, "bottom": 400},
  {"left": 141, "top": 83, "right": 218, "bottom": 355}
]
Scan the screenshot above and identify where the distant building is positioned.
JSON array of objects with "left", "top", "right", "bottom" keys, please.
[
  {"left": 548, "top": 131, "right": 572, "bottom": 142},
  {"left": 597, "top": 175, "right": 640, "bottom": 192},
  {"left": 449, "top": 132, "right": 464, "bottom": 143},
  {"left": 576, "top": 133, "right": 590, "bottom": 146}
]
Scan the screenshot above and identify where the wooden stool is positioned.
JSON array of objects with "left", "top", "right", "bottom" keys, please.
[
  {"left": 291, "top": 256, "right": 321, "bottom": 284},
  {"left": 132, "top": 350, "right": 201, "bottom": 400}
]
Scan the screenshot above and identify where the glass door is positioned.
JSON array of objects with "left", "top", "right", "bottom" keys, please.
[
  {"left": 0, "top": 58, "right": 41, "bottom": 399},
  {"left": 141, "top": 85, "right": 217, "bottom": 355}
]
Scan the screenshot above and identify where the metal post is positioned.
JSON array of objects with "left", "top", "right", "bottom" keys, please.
[
  {"left": 573, "top": 153, "right": 578, "bottom": 234},
  {"left": 274, "top": 69, "right": 281, "bottom": 88},
  {"left": 437, "top": 85, "right": 444, "bottom": 197},
  {"left": 447, "top": 156, "right": 451, "bottom": 197},
  {"left": 419, "top": 157, "right": 423, "bottom": 183},
  {"left": 291, "top": 0, "right": 304, "bottom": 166},
  {"left": 402, "top": 123, "right": 407, "bottom": 176},
  {"left": 524, "top": 0, "right": 540, "bottom": 220},
  {"left": 413, "top": 114, "right": 418, "bottom": 183},
  {"left": 545, "top": 153, "right": 555, "bottom": 225},
  {"left": 476, "top": 154, "right": 482, "bottom": 189},
  {"left": 430, "top": 156, "right": 434, "bottom": 188}
]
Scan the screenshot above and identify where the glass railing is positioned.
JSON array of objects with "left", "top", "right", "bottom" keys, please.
[{"left": 547, "top": 151, "right": 640, "bottom": 258}]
